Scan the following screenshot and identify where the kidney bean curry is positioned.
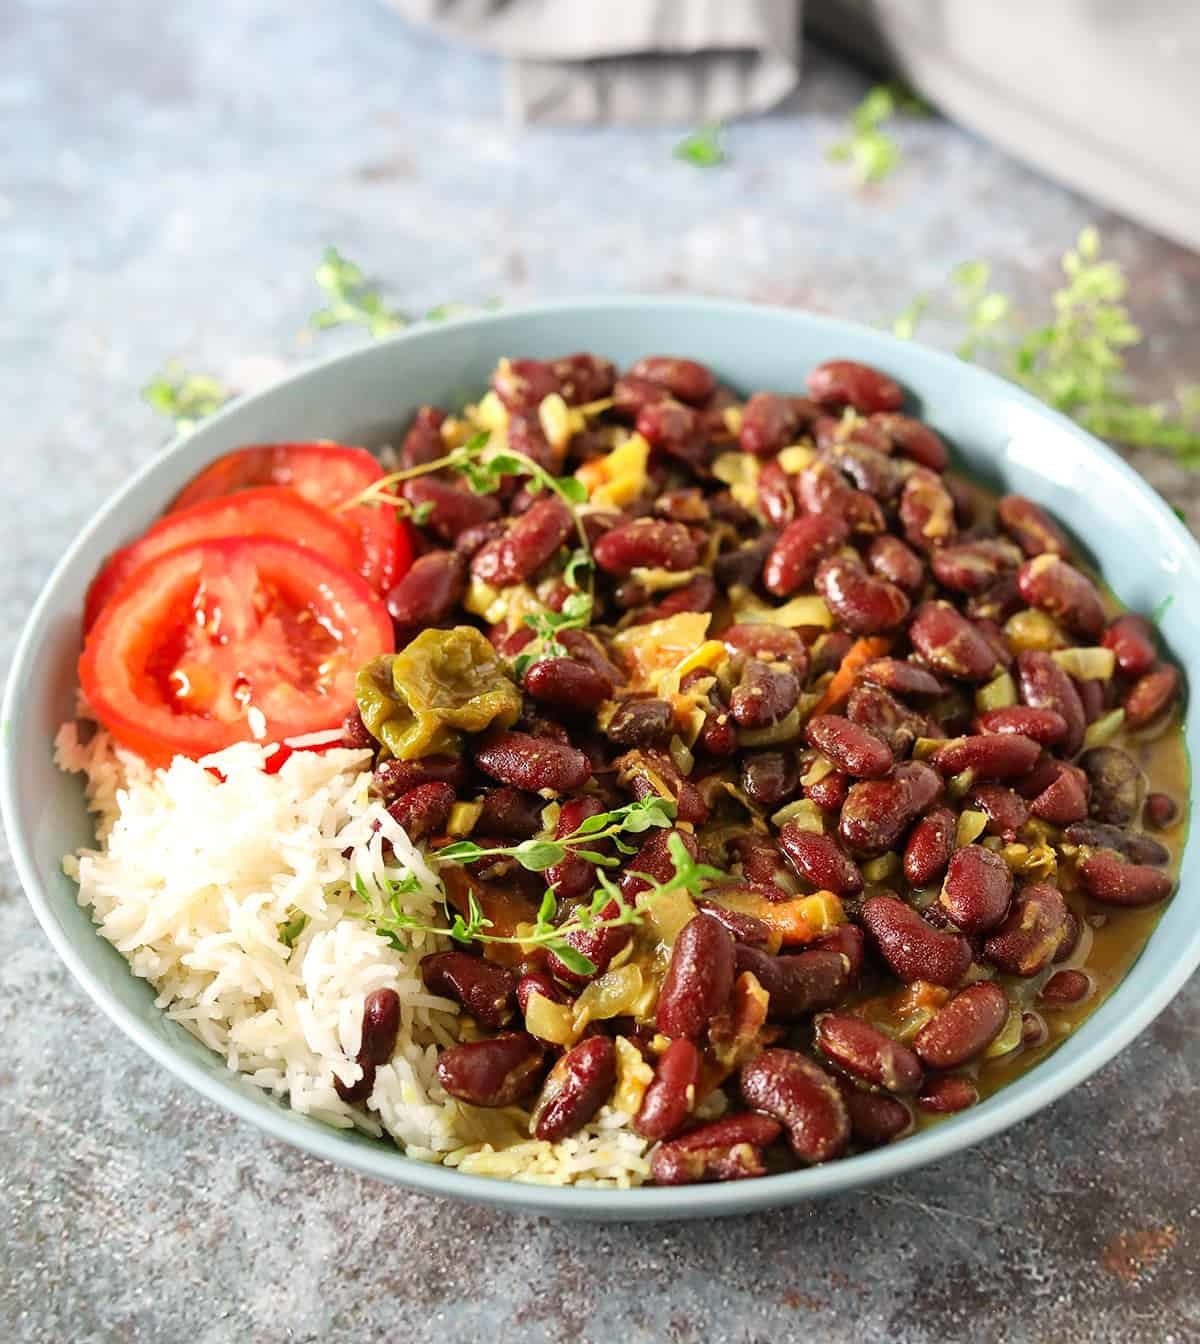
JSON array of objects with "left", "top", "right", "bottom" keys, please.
[{"left": 88, "top": 348, "right": 1190, "bottom": 1185}]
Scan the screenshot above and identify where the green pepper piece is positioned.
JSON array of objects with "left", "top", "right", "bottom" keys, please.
[{"left": 356, "top": 626, "right": 522, "bottom": 761}]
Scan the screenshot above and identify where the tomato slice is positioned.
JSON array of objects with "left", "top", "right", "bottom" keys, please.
[
  {"left": 80, "top": 537, "right": 394, "bottom": 766},
  {"left": 169, "top": 443, "right": 411, "bottom": 593},
  {"left": 83, "top": 486, "right": 364, "bottom": 633}
]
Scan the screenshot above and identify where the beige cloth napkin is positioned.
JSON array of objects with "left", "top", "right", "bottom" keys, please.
[{"left": 389, "top": 0, "right": 803, "bottom": 124}]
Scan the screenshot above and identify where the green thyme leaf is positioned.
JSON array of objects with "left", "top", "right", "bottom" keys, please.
[
  {"left": 510, "top": 839, "right": 567, "bottom": 872},
  {"left": 828, "top": 83, "right": 926, "bottom": 185},
  {"left": 142, "top": 361, "right": 231, "bottom": 435},
  {"left": 674, "top": 122, "right": 726, "bottom": 168},
  {"left": 279, "top": 910, "right": 309, "bottom": 949},
  {"left": 547, "top": 943, "right": 596, "bottom": 977},
  {"left": 1151, "top": 594, "right": 1175, "bottom": 625},
  {"left": 311, "top": 247, "right": 406, "bottom": 338}
]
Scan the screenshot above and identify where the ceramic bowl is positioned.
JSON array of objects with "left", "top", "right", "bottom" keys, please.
[{"left": 3, "top": 298, "right": 1195, "bottom": 1220}]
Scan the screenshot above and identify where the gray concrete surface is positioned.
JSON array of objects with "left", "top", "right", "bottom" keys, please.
[{"left": 2, "top": 3, "right": 1198, "bottom": 1341}]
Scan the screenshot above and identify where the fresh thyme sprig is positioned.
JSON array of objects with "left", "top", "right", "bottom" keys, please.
[
  {"left": 674, "top": 122, "right": 727, "bottom": 168},
  {"left": 355, "top": 827, "right": 721, "bottom": 976},
  {"left": 142, "top": 361, "right": 231, "bottom": 435},
  {"left": 893, "top": 228, "right": 1200, "bottom": 462},
  {"left": 310, "top": 246, "right": 407, "bottom": 338},
  {"left": 828, "top": 83, "right": 928, "bottom": 185},
  {"left": 512, "top": 548, "right": 595, "bottom": 679}
]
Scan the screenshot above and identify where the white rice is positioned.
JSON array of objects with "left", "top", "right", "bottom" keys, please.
[{"left": 55, "top": 720, "right": 653, "bottom": 1186}]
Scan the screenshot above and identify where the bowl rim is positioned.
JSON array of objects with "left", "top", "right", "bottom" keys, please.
[{"left": 4, "top": 293, "right": 1198, "bottom": 1218}]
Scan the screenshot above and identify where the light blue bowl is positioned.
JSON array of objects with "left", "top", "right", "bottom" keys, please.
[{"left": 3, "top": 298, "right": 1195, "bottom": 1220}]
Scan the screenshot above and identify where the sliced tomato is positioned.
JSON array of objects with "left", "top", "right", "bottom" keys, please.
[
  {"left": 80, "top": 537, "right": 394, "bottom": 766},
  {"left": 83, "top": 486, "right": 364, "bottom": 633},
  {"left": 169, "top": 442, "right": 411, "bottom": 593}
]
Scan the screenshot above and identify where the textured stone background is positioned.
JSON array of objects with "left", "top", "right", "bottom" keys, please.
[{"left": 2, "top": 3, "right": 1198, "bottom": 1341}]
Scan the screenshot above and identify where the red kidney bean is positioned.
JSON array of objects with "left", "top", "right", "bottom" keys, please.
[
  {"left": 806, "top": 767, "right": 850, "bottom": 813},
  {"left": 778, "top": 824, "right": 864, "bottom": 897},
  {"left": 698, "top": 901, "right": 774, "bottom": 948},
  {"left": 939, "top": 845, "right": 1012, "bottom": 933},
  {"left": 731, "top": 833, "right": 794, "bottom": 894},
  {"left": 1016, "top": 556, "right": 1105, "bottom": 639},
  {"left": 816, "top": 554, "right": 911, "bottom": 635},
  {"left": 402, "top": 476, "right": 502, "bottom": 542},
  {"left": 1039, "top": 969, "right": 1092, "bottom": 1006},
  {"left": 1012, "top": 753, "right": 1060, "bottom": 803},
  {"left": 910, "top": 602, "right": 1000, "bottom": 682},
  {"left": 806, "top": 714, "right": 894, "bottom": 778},
  {"left": 333, "top": 1058, "right": 376, "bottom": 1104},
  {"left": 860, "top": 896, "right": 973, "bottom": 986},
  {"left": 913, "top": 983, "right": 1009, "bottom": 1069},
  {"left": 807, "top": 360, "right": 904, "bottom": 414},
  {"left": 903, "top": 806, "right": 957, "bottom": 886},
  {"left": 475, "top": 786, "right": 544, "bottom": 840},
  {"left": 620, "top": 827, "right": 700, "bottom": 900},
  {"left": 713, "top": 533, "right": 775, "bottom": 590},
  {"left": 558, "top": 353, "right": 620, "bottom": 404},
  {"left": 654, "top": 487, "right": 710, "bottom": 524},
  {"left": 931, "top": 733, "right": 1040, "bottom": 781},
  {"left": 472, "top": 496, "right": 575, "bottom": 586},
  {"left": 739, "top": 392, "right": 800, "bottom": 457},
  {"left": 812, "top": 924, "right": 866, "bottom": 984},
  {"left": 735, "top": 945, "right": 851, "bottom": 1020},
  {"left": 846, "top": 685, "right": 929, "bottom": 757},
  {"left": 763, "top": 513, "right": 849, "bottom": 597},
  {"left": 931, "top": 539, "right": 1022, "bottom": 594},
  {"left": 399, "top": 405, "right": 447, "bottom": 469},
  {"left": 634, "top": 1038, "right": 703, "bottom": 1140},
  {"left": 421, "top": 952, "right": 518, "bottom": 1028},
  {"left": 530, "top": 1036, "right": 617, "bottom": 1141},
  {"left": 997, "top": 494, "right": 1071, "bottom": 558},
  {"left": 836, "top": 1077, "right": 912, "bottom": 1146},
  {"left": 965, "top": 783, "right": 1031, "bottom": 838},
  {"left": 1078, "top": 746, "right": 1141, "bottom": 824},
  {"left": 1021, "top": 1012, "right": 1048, "bottom": 1046},
  {"left": 899, "top": 468, "right": 958, "bottom": 553},
  {"left": 974, "top": 617, "right": 1014, "bottom": 671},
  {"left": 730, "top": 658, "right": 800, "bottom": 729},
  {"left": 1123, "top": 664, "right": 1179, "bottom": 729},
  {"left": 815, "top": 413, "right": 893, "bottom": 455},
  {"left": 756, "top": 459, "right": 796, "bottom": 528},
  {"left": 840, "top": 761, "right": 943, "bottom": 856},
  {"left": 543, "top": 796, "right": 604, "bottom": 901},
  {"left": 341, "top": 706, "right": 375, "bottom": 749},
  {"left": 1063, "top": 822, "right": 1169, "bottom": 867},
  {"left": 917, "top": 1075, "right": 979, "bottom": 1115},
  {"left": 740, "top": 750, "right": 799, "bottom": 807},
  {"left": 627, "top": 355, "right": 715, "bottom": 406},
  {"left": 866, "top": 535, "right": 925, "bottom": 594},
  {"left": 861, "top": 659, "right": 945, "bottom": 699},
  {"left": 1029, "top": 762, "right": 1090, "bottom": 826},
  {"left": 492, "top": 357, "right": 562, "bottom": 411},
  {"left": 612, "top": 372, "right": 671, "bottom": 420},
  {"left": 516, "top": 971, "right": 567, "bottom": 1019},
  {"left": 1072, "top": 671, "right": 1104, "bottom": 726},
  {"left": 650, "top": 1114, "right": 783, "bottom": 1185},
  {"left": 830, "top": 442, "right": 906, "bottom": 501},
  {"left": 636, "top": 398, "right": 706, "bottom": 470},
  {"left": 558, "top": 629, "right": 624, "bottom": 688},
  {"left": 1016, "top": 650, "right": 1087, "bottom": 757},
  {"left": 870, "top": 412, "right": 948, "bottom": 471},
  {"left": 1079, "top": 851, "right": 1173, "bottom": 907},
  {"left": 524, "top": 656, "right": 613, "bottom": 710},
  {"left": 360, "top": 988, "right": 402, "bottom": 1066},
  {"left": 387, "top": 781, "right": 456, "bottom": 840},
  {"left": 593, "top": 518, "right": 699, "bottom": 575},
  {"left": 1102, "top": 613, "right": 1157, "bottom": 678},
  {"left": 373, "top": 754, "right": 469, "bottom": 802},
  {"left": 546, "top": 899, "right": 632, "bottom": 987},
  {"left": 815, "top": 1014, "right": 924, "bottom": 1094},
  {"left": 474, "top": 730, "right": 591, "bottom": 793},
  {"left": 1143, "top": 792, "right": 1179, "bottom": 830},
  {"left": 967, "top": 572, "right": 1024, "bottom": 624},
  {"left": 615, "top": 748, "right": 709, "bottom": 826},
  {"left": 982, "top": 884, "right": 1071, "bottom": 976},
  {"left": 976, "top": 706, "right": 1068, "bottom": 745},
  {"left": 740, "top": 1048, "right": 850, "bottom": 1163},
  {"left": 606, "top": 698, "right": 673, "bottom": 748},
  {"left": 657, "top": 915, "right": 736, "bottom": 1039},
  {"left": 506, "top": 413, "right": 555, "bottom": 470},
  {"left": 795, "top": 457, "right": 855, "bottom": 515},
  {"left": 436, "top": 1031, "right": 545, "bottom": 1107},
  {"left": 386, "top": 550, "right": 466, "bottom": 631},
  {"left": 721, "top": 622, "right": 808, "bottom": 669}
]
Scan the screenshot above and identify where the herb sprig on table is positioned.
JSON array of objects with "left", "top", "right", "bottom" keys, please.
[
  {"left": 311, "top": 246, "right": 407, "bottom": 338},
  {"left": 141, "top": 361, "right": 231, "bottom": 435},
  {"left": 894, "top": 228, "right": 1200, "bottom": 460},
  {"left": 828, "top": 83, "right": 928, "bottom": 185},
  {"left": 674, "top": 122, "right": 727, "bottom": 168},
  {"left": 352, "top": 800, "right": 703, "bottom": 976}
]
